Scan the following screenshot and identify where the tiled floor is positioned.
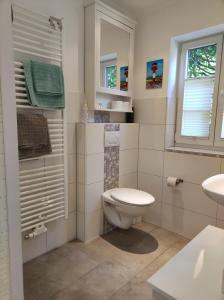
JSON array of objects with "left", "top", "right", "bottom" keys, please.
[{"left": 23, "top": 222, "right": 189, "bottom": 300}]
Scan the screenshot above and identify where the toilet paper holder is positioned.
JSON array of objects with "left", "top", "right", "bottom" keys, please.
[
  {"left": 176, "top": 178, "right": 184, "bottom": 184},
  {"left": 167, "top": 176, "right": 184, "bottom": 187}
]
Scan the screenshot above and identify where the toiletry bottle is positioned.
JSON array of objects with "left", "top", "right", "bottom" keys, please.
[{"left": 81, "top": 102, "right": 88, "bottom": 123}]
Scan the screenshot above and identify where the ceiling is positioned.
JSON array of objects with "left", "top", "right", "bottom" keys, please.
[{"left": 101, "top": 0, "right": 181, "bottom": 19}]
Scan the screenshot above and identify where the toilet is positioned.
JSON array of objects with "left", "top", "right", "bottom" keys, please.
[{"left": 102, "top": 188, "right": 155, "bottom": 229}]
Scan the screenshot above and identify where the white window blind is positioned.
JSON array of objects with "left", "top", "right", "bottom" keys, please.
[
  {"left": 176, "top": 35, "right": 223, "bottom": 147},
  {"left": 221, "top": 115, "right": 224, "bottom": 138},
  {"left": 181, "top": 77, "right": 215, "bottom": 137}
]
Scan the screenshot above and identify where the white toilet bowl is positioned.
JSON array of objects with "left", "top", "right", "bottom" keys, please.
[{"left": 102, "top": 188, "right": 155, "bottom": 229}]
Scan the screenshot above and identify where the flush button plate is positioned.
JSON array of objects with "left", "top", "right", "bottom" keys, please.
[{"left": 104, "top": 131, "right": 120, "bottom": 147}]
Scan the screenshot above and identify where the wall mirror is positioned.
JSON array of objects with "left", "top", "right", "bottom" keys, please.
[{"left": 99, "top": 18, "right": 131, "bottom": 92}]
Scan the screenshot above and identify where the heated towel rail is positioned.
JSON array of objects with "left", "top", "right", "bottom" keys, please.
[{"left": 12, "top": 4, "right": 68, "bottom": 235}]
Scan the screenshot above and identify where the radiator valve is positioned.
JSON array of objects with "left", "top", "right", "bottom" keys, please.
[{"left": 24, "top": 224, "right": 47, "bottom": 239}]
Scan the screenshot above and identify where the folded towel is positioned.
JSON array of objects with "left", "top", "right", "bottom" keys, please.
[
  {"left": 24, "top": 60, "right": 65, "bottom": 108},
  {"left": 17, "top": 113, "right": 52, "bottom": 159},
  {"left": 32, "top": 61, "right": 64, "bottom": 96}
]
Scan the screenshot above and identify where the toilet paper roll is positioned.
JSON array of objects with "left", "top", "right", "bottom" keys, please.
[{"left": 167, "top": 176, "right": 179, "bottom": 187}]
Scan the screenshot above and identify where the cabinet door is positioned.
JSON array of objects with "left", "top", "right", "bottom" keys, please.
[{"left": 96, "top": 11, "right": 134, "bottom": 96}]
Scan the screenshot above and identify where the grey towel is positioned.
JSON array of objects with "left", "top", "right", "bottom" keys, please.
[{"left": 17, "top": 113, "right": 52, "bottom": 160}]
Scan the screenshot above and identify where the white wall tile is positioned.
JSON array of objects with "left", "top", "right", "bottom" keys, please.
[
  {"left": 166, "top": 97, "right": 176, "bottom": 125},
  {"left": 221, "top": 159, "right": 224, "bottom": 173},
  {"left": 138, "top": 149, "right": 164, "bottom": 177},
  {"left": 165, "top": 124, "right": 175, "bottom": 148},
  {"left": 68, "top": 212, "right": 77, "bottom": 242},
  {"left": 76, "top": 123, "right": 85, "bottom": 155},
  {"left": 217, "top": 205, "right": 224, "bottom": 221},
  {"left": 77, "top": 154, "right": 85, "bottom": 184},
  {"left": 119, "top": 149, "right": 138, "bottom": 176},
  {"left": 22, "top": 233, "right": 47, "bottom": 263},
  {"left": 46, "top": 213, "right": 76, "bottom": 252},
  {"left": 85, "top": 209, "right": 102, "bottom": 242},
  {"left": 68, "top": 182, "right": 75, "bottom": 213},
  {"left": 216, "top": 219, "right": 224, "bottom": 229},
  {"left": 67, "top": 92, "right": 83, "bottom": 123},
  {"left": 68, "top": 154, "right": 75, "bottom": 184},
  {"left": 77, "top": 183, "right": 85, "bottom": 213},
  {"left": 119, "top": 172, "right": 138, "bottom": 189},
  {"left": 143, "top": 201, "right": 162, "bottom": 226},
  {"left": 85, "top": 181, "right": 104, "bottom": 213},
  {"left": 164, "top": 152, "right": 221, "bottom": 184},
  {"left": 86, "top": 124, "right": 104, "bottom": 154},
  {"left": 77, "top": 211, "right": 85, "bottom": 242},
  {"left": 162, "top": 179, "right": 217, "bottom": 218},
  {"left": 134, "top": 98, "right": 166, "bottom": 124},
  {"left": 138, "top": 172, "right": 163, "bottom": 202},
  {"left": 139, "top": 124, "right": 165, "bottom": 151},
  {"left": 67, "top": 123, "right": 76, "bottom": 155},
  {"left": 86, "top": 153, "right": 104, "bottom": 184},
  {"left": 162, "top": 203, "right": 216, "bottom": 239},
  {"left": 119, "top": 123, "right": 139, "bottom": 150}
]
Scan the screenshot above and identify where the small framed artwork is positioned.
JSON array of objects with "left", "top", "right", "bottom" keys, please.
[
  {"left": 120, "top": 66, "right": 128, "bottom": 91},
  {"left": 146, "top": 59, "right": 164, "bottom": 89}
]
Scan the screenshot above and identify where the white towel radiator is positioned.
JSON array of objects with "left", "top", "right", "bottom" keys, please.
[{"left": 12, "top": 4, "right": 68, "bottom": 237}]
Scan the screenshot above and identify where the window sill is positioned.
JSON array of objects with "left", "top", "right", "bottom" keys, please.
[{"left": 166, "top": 146, "right": 224, "bottom": 158}]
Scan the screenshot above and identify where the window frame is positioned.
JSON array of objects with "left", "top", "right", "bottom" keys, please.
[
  {"left": 175, "top": 34, "right": 223, "bottom": 148},
  {"left": 214, "top": 41, "right": 224, "bottom": 147},
  {"left": 105, "top": 64, "right": 117, "bottom": 88}
]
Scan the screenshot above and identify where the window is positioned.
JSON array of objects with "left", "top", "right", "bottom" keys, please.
[
  {"left": 176, "top": 35, "right": 224, "bottom": 148},
  {"left": 105, "top": 65, "right": 117, "bottom": 88}
]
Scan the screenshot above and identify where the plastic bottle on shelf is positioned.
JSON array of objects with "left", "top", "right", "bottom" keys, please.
[{"left": 81, "top": 102, "right": 89, "bottom": 123}]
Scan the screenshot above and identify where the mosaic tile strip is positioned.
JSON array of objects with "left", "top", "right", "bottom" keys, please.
[
  {"left": 103, "top": 124, "right": 120, "bottom": 233},
  {"left": 104, "top": 123, "right": 120, "bottom": 132},
  {"left": 104, "top": 146, "right": 119, "bottom": 191}
]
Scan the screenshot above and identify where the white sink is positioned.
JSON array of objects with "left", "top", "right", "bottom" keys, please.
[{"left": 202, "top": 174, "right": 224, "bottom": 205}]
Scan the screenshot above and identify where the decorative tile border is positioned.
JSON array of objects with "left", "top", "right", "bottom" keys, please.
[
  {"left": 104, "top": 146, "right": 119, "bottom": 191},
  {"left": 103, "top": 124, "right": 120, "bottom": 233},
  {"left": 104, "top": 123, "right": 120, "bottom": 132}
]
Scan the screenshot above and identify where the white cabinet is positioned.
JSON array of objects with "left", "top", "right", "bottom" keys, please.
[{"left": 84, "top": 0, "right": 136, "bottom": 112}]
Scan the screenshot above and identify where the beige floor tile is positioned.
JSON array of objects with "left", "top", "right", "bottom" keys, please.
[
  {"left": 133, "top": 222, "right": 158, "bottom": 233},
  {"left": 48, "top": 286, "right": 104, "bottom": 300},
  {"left": 23, "top": 258, "right": 48, "bottom": 285},
  {"left": 43, "top": 250, "right": 98, "bottom": 285},
  {"left": 23, "top": 223, "right": 190, "bottom": 300},
  {"left": 80, "top": 237, "right": 117, "bottom": 263},
  {"left": 109, "top": 280, "right": 153, "bottom": 300},
  {"left": 132, "top": 239, "right": 190, "bottom": 284},
  {"left": 109, "top": 238, "right": 190, "bottom": 300},
  {"left": 24, "top": 278, "right": 66, "bottom": 300},
  {"left": 150, "top": 227, "right": 184, "bottom": 248},
  {"left": 71, "top": 260, "right": 131, "bottom": 299}
]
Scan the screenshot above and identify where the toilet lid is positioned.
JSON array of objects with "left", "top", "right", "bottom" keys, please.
[{"left": 110, "top": 188, "right": 155, "bottom": 206}]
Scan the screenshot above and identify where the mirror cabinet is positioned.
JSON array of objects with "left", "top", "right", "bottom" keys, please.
[{"left": 84, "top": 0, "right": 135, "bottom": 112}]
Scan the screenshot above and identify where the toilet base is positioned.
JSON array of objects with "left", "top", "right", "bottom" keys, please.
[{"left": 103, "top": 201, "right": 134, "bottom": 229}]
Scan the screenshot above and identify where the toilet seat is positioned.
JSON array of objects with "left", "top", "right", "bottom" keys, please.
[{"left": 110, "top": 188, "right": 155, "bottom": 206}]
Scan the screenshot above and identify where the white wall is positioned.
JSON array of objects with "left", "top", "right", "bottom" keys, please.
[
  {"left": 134, "top": 0, "right": 224, "bottom": 239},
  {"left": 133, "top": 0, "right": 224, "bottom": 100},
  {"left": 0, "top": 91, "right": 10, "bottom": 300},
  {"left": 76, "top": 123, "right": 139, "bottom": 242},
  {"left": 14, "top": 0, "right": 84, "bottom": 262}
]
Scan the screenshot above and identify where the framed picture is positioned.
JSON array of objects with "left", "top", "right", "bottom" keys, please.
[
  {"left": 120, "top": 66, "right": 128, "bottom": 91},
  {"left": 146, "top": 59, "right": 164, "bottom": 89}
]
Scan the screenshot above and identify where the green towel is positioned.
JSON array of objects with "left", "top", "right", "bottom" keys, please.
[{"left": 24, "top": 60, "right": 65, "bottom": 108}]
